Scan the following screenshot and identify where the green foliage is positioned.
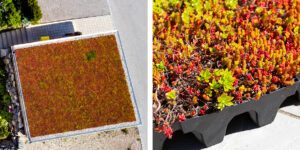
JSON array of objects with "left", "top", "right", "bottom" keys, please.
[
  {"left": 205, "top": 89, "right": 212, "bottom": 97},
  {"left": 26, "top": 0, "right": 42, "bottom": 23},
  {"left": 225, "top": 0, "right": 238, "bottom": 10},
  {"left": 86, "top": 50, "right": 97, "bottom": 62},
  {"left": 0, "top": 62, "right": 12, "bottom": 123},
  {"left": 22, "top": 17, "right": 29, "bottom": 24},
  {"left": 0, "top": 0, "right": 22, "bottom": 29},
  {"left": 153, "top": 0, "right": 163, "bottom": 14},
  {"left": 218, "top": 69, "right": 235, "bottom": 92},
  {"left": 213, "top": 69, "right": 223, "bottom": 77},
  {"left": 209, "top": 47, "right": 218, "bottom": 54},
  {"left": 0, "top": 110, "right": 12, "bottom": 122},
  {"left": 153, "top": 0, "right": 181, "bottom": 14},
  {"left": 217, "top": 93, "right": 234, "bottom": 110},
  {"left": 220, "top": 32, "right": 229, "bottom": 39},
  {"left": 121, "top": 128, "right": 129, "bottom": 134},
  {"left": 155, "top": 61, "right": 165, "bottom": 72},
  {"left": 294, "top": 26, "right": 299, "bottom": 35},
  {"left": 190, "top": 0, "right": 203, "bottom": 14},
  {"left": 166, "top": 90, "right": 176, "bottom": 100},
  {"left": 203, "top": 1, "right": 211, "bottom": 12},
  {"left": 197, "top": 70, "right": 212, "bottom": 83},
  {"left": 209, "top": 79, "right": 221, "bottom": 92},
  {"left": 277, "top": 26, "right": 283, "bottom": 35},
  {"left": 203, "top": 13, "right": 212, "bottom": 23},
  {"left": 0, "top": 0, "right": 42, "bottom": 29},
  {"left": 181, "top": 5, "right": 194, "bottom": 24},
  {"left": 2, "top": 94, "right": 10, "bottom": 105},
  {"left": 0, "top": 116, "right": 9, "bottom": 140},
  {"left": 168, "top": 0, "right": 181, "bottom": 6},
  {"left": 255, "top": 7, "right": 263, "bottom": 14},
  {"left": 0, "top": 81, "right": 5, "bottom": 96}
]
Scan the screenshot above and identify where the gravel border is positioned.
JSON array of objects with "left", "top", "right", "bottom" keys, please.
[{"left": 0, "top": 49, "right": 24, "bottom": 149}]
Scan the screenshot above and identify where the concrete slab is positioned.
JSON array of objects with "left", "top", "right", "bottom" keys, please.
[
  {"left": 164, "top": 107, "right": 300, "bottom": 150},
  {"left": 109, "top": 0, "right": 148, "bottom": 149},
  {"left": 72, "top": 15, "right": 115, "bottom": 35},
  {"left": 37, "top": 0, "right": 110, "bottom": 23}
]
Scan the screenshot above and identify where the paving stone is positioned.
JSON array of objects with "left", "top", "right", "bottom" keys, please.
[{"left": 72, "top": 15, "right": 115, "bottom": 35}]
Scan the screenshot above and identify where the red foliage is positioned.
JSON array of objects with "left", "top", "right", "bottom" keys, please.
[
  {"left": 178, "top": 114, "right": 186, "bottom": 122},
  {"left": 272, "top": 76, "right": 279, "bottom": 83}
]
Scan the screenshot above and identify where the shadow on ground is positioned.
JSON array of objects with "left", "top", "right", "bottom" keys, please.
[
  {"left": 163, "top": 94, "right": 299, "bottom": 150},
  {"left": 27, "top": 21, "right": 74, "bottom": 42},
  {"left": 280, "top": 94, "right": 300, "bottom": 108}
]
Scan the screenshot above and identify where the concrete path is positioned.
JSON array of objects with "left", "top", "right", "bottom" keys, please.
[
  {"left": 37, "top": 0, "right": 110, "bottom": 23},
  {"left": 108, "top": 0, "right": 148, "bottom": 149},
  {"left": 164, "top": 95, "right": 300, "bottom": 150},
  {"left": 72, "top": 15, "right": 115, "bottom": 35}
]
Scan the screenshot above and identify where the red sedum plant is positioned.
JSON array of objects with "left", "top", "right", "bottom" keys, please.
[{"left": 153, "top": 0, "right": 300, "bottom": 139}]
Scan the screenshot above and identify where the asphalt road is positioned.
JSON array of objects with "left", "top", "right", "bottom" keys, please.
[{"left": 108, "top": 0, "right": 148, "bottom": 149}]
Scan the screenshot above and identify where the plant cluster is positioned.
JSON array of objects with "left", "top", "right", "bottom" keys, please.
[
  {"left": 0, "top": 116, "right": 9, "bottom": 140},
  {"left": 15, "top": 35, "right": 136, "bottom": 137},
  {"left": 0, "top": 0, "right": 42, "bottom": 30},
  {"left": 153, "top": 0, "right": 300, "bottom": 139},
  {"left": 0, "top": 62, "right": 11, "bottom": 140}
]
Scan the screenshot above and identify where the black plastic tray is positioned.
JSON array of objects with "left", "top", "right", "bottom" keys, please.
[{"left": 154, "top": 76, "right": 300, "bottom": 150}]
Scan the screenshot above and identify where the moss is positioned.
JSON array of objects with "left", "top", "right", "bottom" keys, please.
[
  {"left": 86, "top": 50, "right": 97, "bottom": 62},
  {"left": 121, "top": 128, "right": 129, "bottom": 135}
]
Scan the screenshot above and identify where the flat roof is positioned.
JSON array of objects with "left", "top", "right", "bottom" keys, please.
[{"left": 12, "top": 31, "right": 141, "bottom": 142}]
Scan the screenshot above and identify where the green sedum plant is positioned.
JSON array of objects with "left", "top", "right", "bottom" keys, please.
[
  {"left": 155, "top": 61, "right": 165, "bottom": 72},
  {"left": 224, "top": 0, "right": 238, "bottom": 10},
  {"left": 218, "top": 69, "right": 235, "bottom": 92},
  {"left": 197, "top": 70, "right": 212, "bottom": 83},
  {"left": 217, "top": 93, "right": 234, "bottom": 110},
  {"left": 166, "top": 90, "right": 176, "bottom": 100},
  {"left": 209, "top": 79, "right": 220, "bottom": 92}
]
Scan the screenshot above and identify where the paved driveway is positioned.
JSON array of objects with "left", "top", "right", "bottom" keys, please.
[
  {"left": 38, "top": 0, "right": 110, "bottom": 23},
  {"left": 108, "top": 0, "right": 148, "bottom": 149}
]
